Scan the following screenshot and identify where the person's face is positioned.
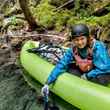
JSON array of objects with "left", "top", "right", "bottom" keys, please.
[{"left": 72, "top": 36, "right": 87, "bottom": 49}]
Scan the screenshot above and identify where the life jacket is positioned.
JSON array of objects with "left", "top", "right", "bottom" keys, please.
[{"left": 73, "top": 47, "right": 93, "bottom": 73}]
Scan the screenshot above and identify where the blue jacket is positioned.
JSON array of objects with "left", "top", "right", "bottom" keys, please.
[{"left": 47, "top": 40, "right": 110, "bottom": 84}]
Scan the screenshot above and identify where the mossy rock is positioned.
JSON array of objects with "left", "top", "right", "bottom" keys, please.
[{"left": 50, "top": 0, "right": 70, "bottom": 7}]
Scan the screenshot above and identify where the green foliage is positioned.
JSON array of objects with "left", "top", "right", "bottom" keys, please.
[
  {"left": 106, "top": 5, "right": 110, "bottom": 11},
  {"left": 32, "top": 0, "right": 110, "bottom": 31},
  {"left": 72, "top": 0, "right": 94, "bottom": 18},
  {"left": 10, "top": 16, "right": 17, "bottom": 25},
  {"left": 34, "top": 0, "right": 56, "bottom": 29},
  {"left": 33, "top": 0, "right": 73, "bottom": 31},
  {"left": 55, "top": 10, "right": 73, "bottom": 31},
  {"left": 50, "top": 0, "right": 69, "bottom": 7},
  {"left": 97, "top": 13, "right": 110, "bottom": 26}
]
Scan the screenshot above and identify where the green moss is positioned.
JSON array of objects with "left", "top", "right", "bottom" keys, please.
[
  {"left": 50, "top": 0, "right": 69, "bottom": 7},
  {"left": 32, "top": 0, "right": 73, "bottom": 31},
  {"left": 55, "top": 10, "right": 73, "bottom": 31},
  {"left": 98, "top": 13, "right": 110, "bottom": 26},
  {"left": 67, "top": 12, "right": 110, "bottom": 28},
  {"left": 33, "top": 0, "right": 56, "bottom": 29},
  {"left": 31, "top": 0, "right": 110, "bottom": 31}
]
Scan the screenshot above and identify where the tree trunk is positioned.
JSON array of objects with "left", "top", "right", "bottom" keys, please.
[{"left": 19, "top": 0, "right": 40, "bottom": 30}]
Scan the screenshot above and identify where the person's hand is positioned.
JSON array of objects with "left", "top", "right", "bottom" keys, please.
[
  {"left": 81, "top": 74, "right": 88, "bottom": 80},
  {"left": 41, "top": 84, "right": 49, "bottom": 96}
]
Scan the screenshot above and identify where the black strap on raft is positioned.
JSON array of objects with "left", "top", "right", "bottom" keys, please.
[
  {"left": 28, "top": 48, "right": 60, "bottom": 60},
  {"left": 27, "top": 42, "right": 65, "bottom": 64}
]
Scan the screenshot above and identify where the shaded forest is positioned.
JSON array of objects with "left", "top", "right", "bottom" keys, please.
[
  {"left": 0, "top": 0, "right": 110, "bottom": 110},
  {"left": 0, "top": 0, "right": 110, "bottom": 42}
]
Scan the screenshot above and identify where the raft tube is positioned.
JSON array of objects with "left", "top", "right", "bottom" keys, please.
[{"left": 20, "top": 40, "right": 110, "bottom": 110}]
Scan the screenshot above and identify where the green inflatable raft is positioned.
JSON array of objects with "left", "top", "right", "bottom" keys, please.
[{"left": 20, "top": 40, "right": 110, "bottom": 110}]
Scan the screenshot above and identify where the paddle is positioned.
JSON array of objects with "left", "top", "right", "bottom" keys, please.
[
  {"left": 43, "top": 93, "right": 49, "bottom": 110},
  {"left": 44, "top": 92, "right": 60, "bottom": 110}
]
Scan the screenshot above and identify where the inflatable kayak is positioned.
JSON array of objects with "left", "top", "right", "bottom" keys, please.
[{"left": 20, "top": 40, "right": 110, "bottom": 110}]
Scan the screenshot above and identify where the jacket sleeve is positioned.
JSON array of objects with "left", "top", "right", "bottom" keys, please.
[
  {"left": 47, "top": 48, "right": 74, "bottom": 84},
  {"left": 87, "top": 41, "right": 110, "bottom": 78}
]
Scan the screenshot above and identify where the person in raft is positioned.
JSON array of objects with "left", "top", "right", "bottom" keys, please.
[{"left": 41, "top": 23, "right": 110, "bottom": 95}]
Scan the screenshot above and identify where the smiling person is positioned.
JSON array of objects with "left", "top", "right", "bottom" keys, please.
[{"left": 41, "top": 24, "right": 110, "bottom": 96}]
